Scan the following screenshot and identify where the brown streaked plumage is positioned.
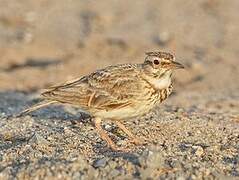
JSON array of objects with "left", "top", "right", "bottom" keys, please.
[{"left": 17, "top": 51, "right": 184, "bottom": 151}]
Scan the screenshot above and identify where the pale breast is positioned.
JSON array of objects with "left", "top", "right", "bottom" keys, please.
[{"left": 94, "top": 83, "right": 173, "bottom": 120}]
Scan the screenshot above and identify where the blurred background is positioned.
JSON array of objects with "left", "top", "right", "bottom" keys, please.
[
  {"left": 0, "top": 0, "right": 238, "bottom": 94},
  {"left": 0, "top": 1, "right": 239, "bottom": 179}
]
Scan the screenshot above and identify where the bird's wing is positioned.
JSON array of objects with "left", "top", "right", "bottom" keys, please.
[{"left": 42, "top": 64, "right": 143, "bottom": 110}]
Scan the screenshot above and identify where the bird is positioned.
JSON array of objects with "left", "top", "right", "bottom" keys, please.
[{"left": 17, "top": 51, "right": 184, "bottom": 151}]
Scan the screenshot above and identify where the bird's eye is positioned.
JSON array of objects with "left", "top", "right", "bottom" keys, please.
[{"left": 153, "top": 59, "right": 160, "bottom": 65}]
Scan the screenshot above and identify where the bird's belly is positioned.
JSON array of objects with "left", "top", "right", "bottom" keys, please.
[
  {"left": 94, "top": 103, "right": 153, "bottom": 120},
  {"left": 93, "top": 93, "right": 160, "bottom": 120},
  {"left": 92, "top": 85, "right": 173, "bottom": 120}
]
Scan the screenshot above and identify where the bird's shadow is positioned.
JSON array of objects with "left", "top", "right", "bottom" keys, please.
[{"left": 27, "top": 104, "right": 90, "bottom": 123}]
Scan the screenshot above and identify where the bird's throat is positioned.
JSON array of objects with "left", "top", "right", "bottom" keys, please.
[{"left": 142, "top": 72, "right": 172, "bottom": 90}]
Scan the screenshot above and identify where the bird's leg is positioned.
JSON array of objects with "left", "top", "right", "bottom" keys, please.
[
  {"left": 94, "top": 117, "right": 119, "bottom": 151},
  {"left": 114, "top": 120, "right": 144, "bottom": 145}
]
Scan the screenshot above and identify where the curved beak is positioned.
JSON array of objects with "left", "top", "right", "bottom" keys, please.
[{"left": 170, "top": 61, "right": 184, "bottom": 69}]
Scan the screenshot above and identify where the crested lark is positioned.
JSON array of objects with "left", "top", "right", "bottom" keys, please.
[{"left": 18, "top": 51, "right": 184, "bottom": 151}]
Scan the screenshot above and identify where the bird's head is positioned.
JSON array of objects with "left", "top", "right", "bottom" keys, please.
[{"left": 142, "top": 51, "right": 184, "bottom": 78}]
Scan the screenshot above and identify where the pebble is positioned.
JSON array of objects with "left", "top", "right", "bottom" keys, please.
[
  {"left": 93, "top": 158, "right": 108, "bottom": 168},
  {"left": 104, "top": 124, "right": 113, "bottom": 131},
  {"left": 154, "top": 31, "right": 171, "bottom": 46},
  {"left": 193, "top": 146, "right": 204, "bottom": 157},
  {"left": 29, "top": 133, "right": 49, "bottom": 145}
]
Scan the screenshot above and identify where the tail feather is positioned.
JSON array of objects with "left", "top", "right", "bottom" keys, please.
[{"left": 16, "top": 100, "right": 57, "bottom": 117}]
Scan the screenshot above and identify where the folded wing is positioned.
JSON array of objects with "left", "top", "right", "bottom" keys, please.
[{"left": 42, "top": 64, "right": 142, "bottom": 111}]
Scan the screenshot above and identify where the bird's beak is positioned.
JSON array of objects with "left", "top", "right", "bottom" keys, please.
[{"left": 170, "top": 61, "right": 184, "bottom": 69}]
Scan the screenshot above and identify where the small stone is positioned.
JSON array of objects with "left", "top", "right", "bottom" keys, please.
[
  {"left": 29, "top": 133, "right": 49, "bottom": 145},
  {"left": 92, "top": 158, "right": 108, "bottom": 168},
  {"left": 154, "top": 31, "right": 171, "bottom": 46},
  {"left": 116, "top": 139, "right": 127, "bottom": 146},
  {"left": 64, "top": 127, "right": 73, "bottom": 134},
  {"left": 193, "top": 146, "right": 204, "bottom": 157},
  {"left": 110, "top": 169, "right": 120, "bottom": 177},
  {"left": 104, "top": 124, "right": 113, "bottom": 131}
]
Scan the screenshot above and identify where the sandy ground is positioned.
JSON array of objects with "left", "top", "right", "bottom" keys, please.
[{"left": 0, "top": 0, "right": 238, "bottom": 179}]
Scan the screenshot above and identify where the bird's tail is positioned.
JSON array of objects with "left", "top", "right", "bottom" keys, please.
[{"left": 16, "top": 100, "right": 57, "bottom": 117}]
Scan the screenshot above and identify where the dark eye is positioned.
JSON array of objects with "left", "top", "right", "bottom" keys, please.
[{"left": 153, "top": 59, "right": 160, "bottom": 65}]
